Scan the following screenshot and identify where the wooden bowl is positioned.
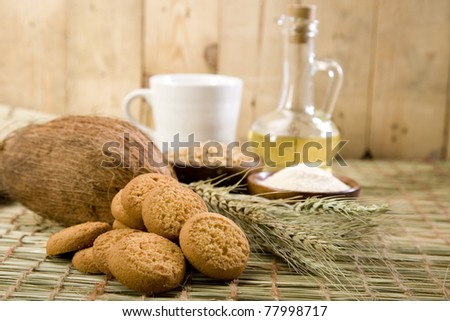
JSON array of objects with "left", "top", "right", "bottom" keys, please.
[{"left": 247, "top": 171, "right": 361, "bottom": 200}]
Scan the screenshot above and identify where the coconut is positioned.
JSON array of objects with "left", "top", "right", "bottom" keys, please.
[
  {"left": 0, "top": 174, "right": 9, "bottom": 203},
  {"left": 0, "top": 115, "right": 175, "bottom": 226}
]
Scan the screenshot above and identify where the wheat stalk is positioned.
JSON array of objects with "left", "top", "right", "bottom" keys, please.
[{"left": 189, "top": 181, "right": 390, "bottom": 291}]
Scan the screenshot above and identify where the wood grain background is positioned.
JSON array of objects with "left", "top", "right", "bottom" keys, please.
[{"left": 0, "top": 0, "right": 449, "bottom": 160}]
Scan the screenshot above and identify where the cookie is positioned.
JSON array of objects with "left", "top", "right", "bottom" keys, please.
[
  {"left": 72, "top": 247, "right": 102, "bottom": 274},
  {"left": 112, "top": 219, "right": 130, "bottom": 230},
  {"left": 120, "top": 173, "right": 178, "bottom": 229},
  {"left": 92, "top": 229, "right": 142, "bottom": 275},
  {"left": 108, "top": 232, "right": 186, "bottom": 294},
  {"left": 179, "top": 212, "right": 250, "bottom": 280},
  {"left": 111, "top": 189, "right": 145, "bottom": 231},
  {"left": 141, "top": 184, "right": 208, "bottom": 241},
  {"left": 46, "top": 221, "right": 111, "bottom": 256},
  {"left": 110, "top": 189, "right": 126, "bottom": 223}
]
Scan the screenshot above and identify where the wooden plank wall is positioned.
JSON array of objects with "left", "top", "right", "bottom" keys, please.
[
  {"left": 0, "top": 0, "right": 449, "bottom": 160},
  {"left": 0, "top": 0, "right": 66, "bottom": 114},
  {"left": 370, "top": 0, "right": 450, "bottom": 160},
  {"left": 66, "top": 0, "right": 143, "bottom": 116}
]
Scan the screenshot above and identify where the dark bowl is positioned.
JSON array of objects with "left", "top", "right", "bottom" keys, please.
[
  {"left": 247, "top": 171, "right": 361, "bottom": 200},
  {"left": 171, "top": 161, "right": 262, "bottom": 187}
]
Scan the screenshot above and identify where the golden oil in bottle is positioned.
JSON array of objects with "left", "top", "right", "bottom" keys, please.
[{"left": 248, "top": 131, "right": 341, "bottom": 171}]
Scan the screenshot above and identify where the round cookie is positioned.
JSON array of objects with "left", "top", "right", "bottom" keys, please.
[
  {"left": 111, "top": 189, "right": 146, "bottom": 231},
  {"left": 112, "top": 219, "right": 130, "bottom": 230},
  {"left": 141, "top": 184, "right": 208, "bottom": 241},
  {"left": 120, "top": 173, "right": 178, "bottom": 229},
  {"left": 110, "top": 189, "right": 125, "bottom": 222},
  {"left": 108, "top": 232, "right": 186, "bottom": 294},
  {"left": 72, "top": 247, "right": 102, "bottom": 274},
  {"left": 92, "top": 229, "right": 142, "bottom": 275},
  {"left": 179, "top": 212, "right": 250, "bottom": 280},
  {"left": 46, "top": 221, "right": 111, "bottom": 256}
]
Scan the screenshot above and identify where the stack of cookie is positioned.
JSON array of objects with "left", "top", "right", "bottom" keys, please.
[{"left": 46, "top": 173, "right": 250, "bottom": 295}]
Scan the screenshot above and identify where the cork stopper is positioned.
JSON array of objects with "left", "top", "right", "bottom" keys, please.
[
  {"left": 287, "top": 3, "right": 316, "bottom": 20},
  {"left": 286, "top": 4, "right": 317, "bottom": 43}
]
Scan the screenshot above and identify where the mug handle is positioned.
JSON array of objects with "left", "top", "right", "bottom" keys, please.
[{"left": 121, "top": 88, "right": 156, "bottom": 140}]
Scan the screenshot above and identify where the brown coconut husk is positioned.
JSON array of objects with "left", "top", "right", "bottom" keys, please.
[
  {"left": 0, "top": 177, "right": 10, "bottom": 203},
  {"left": 0, "top": 115, "right": 175, "bottom": 226}
]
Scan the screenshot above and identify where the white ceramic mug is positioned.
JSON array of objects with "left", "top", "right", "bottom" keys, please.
[{"left": 122, "top": 73, "right": 243, "bottom": 151}]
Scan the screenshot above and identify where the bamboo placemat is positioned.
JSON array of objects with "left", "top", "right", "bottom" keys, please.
[
  {"left": 0, "top": 104, "right": 55, "bottom": 141},
  {"left": 0, "top": 160, "right": 449, "bottom": 301}
]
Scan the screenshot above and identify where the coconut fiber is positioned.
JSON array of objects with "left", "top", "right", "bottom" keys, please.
[{"left": 0, "top": 115, "right": 174, "bottom": 226}]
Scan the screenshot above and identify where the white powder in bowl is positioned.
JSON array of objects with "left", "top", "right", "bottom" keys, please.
[{"left": 260, "top": 164, "right": 350, "bottom": 192}]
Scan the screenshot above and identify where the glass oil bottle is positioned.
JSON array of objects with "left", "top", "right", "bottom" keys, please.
[{"left": 248, "top": 4, "right": 343, "bottom": 171}]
